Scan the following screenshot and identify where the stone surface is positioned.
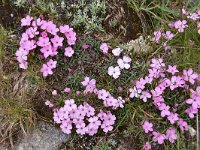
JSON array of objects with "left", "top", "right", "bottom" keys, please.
[{"left": 16, "top": 122, "right": 70, "bottom": 150}]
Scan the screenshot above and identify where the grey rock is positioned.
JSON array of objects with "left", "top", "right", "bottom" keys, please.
[{"left": 16, "top": 122, "right": 70, "bottom": 150}]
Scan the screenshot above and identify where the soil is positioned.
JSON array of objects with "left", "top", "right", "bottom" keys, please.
[{"left": 103, "top": 0, "right": 143, "bottom": 42}]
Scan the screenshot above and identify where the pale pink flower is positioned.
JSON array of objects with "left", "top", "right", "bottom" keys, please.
[
  {"left": 142, "top": 121, "right": 153, "bottom": 133},
  {"left": 183, "top": 69, "right": 198, "bottom": 84},
  {"left": 117, "top": 55, "right": 131, "bottom": 69},
  {"left": 64, "top": 47, "right": 74, "bottom": 57},
  {"left": 108, "top": 66, "right": 121, "bottom": 79},
  {"left": 112, "top": 47, "right": 123, "bottom": 56},
  {"left": 100, "top": 43, "right": 109, "bottom": 54},
  {"left": 21, "top": 15, "right": 33, "bottom": 26},
  {"left": 51, "top": 35, "right": 64, "bottom": 47},
  {"left": 140, "top": 91, "right": 151, "bottom": 102},
  {"left": 152, "top": 30, "right": 162, "bottom": 43},
  {"left": 144, "top": 142, "right": 151, "bottom": 150},
  {"left": 167, "top": 65, "right": 179, "bottom": 75}
]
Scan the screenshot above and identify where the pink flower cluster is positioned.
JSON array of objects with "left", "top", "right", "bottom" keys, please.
[
  {"left": 129, "top": 58, "right": 199, "bottom": 146},
  {"left": 81, "top": 77, "right": 125, "bottom": 109},
  {"left": 16, "top": 15, "right": 76, "bottom": 76},
  {"left": 46, "top": 76, "right": 125, "bottom": 136},
  {"left": 53, "top": 99, "right": 116, "bottom": 135},
  {"left": 142, "top": 121, "right": 177, "bottom": 146},
  {"left": 152, "top": 8, "right": 200, "bottom": 50}
]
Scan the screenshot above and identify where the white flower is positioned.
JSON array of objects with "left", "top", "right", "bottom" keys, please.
[
  {"left": 108, "top": 66, "right": 121, "bottom": 79},
  {"left": 112, "top": 48, "right": 123, "bottom": 56},
  {"left": 117, "top": 55, "right": 131, "bottom": 69}
]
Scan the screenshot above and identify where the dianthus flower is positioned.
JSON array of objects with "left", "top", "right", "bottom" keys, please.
[{"left": 142, "top": 121, "right": 153, "bottom": 133}]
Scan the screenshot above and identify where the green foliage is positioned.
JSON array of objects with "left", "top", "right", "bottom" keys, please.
[
  {"left": 0, "top": 25, "right": 8, "bottom": 60},
  {"left": 93, "top": 142, "right": 112, "bottom": 150},
  {"left": 70, "top": 0, "right": 106, "bottom": 33}
]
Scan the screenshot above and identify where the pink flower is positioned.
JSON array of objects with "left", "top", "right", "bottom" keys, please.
[
  {"left": 82, "top": 44, "right": 89, "bottom": 49},
  {"left": 117, "top": 55, "right": 131, "bottom": 69},
  {"left": 45, "top": 100, "right": 54, "bottom": 108},
  {"left": 16, "top": 48, "right": 28, "bottom": 62},
  {"left": 162, "top": 31, "right": 174, "bottom": 40},
  {"left": 183, "top": 69, "right": 198, "bottom": 84},
  {"left": 59, "top": 25, "right": 73, "bottom": 34},
  {"left": 187, "top": 13, "right": 199, "bottom": 20},
  {"left": 100, "top": 43, "right": 109, "bottom": 54},
  {"left": 142, "top": 121, "right": 153, "bottom": 133},
  {"left": 159, "top": 103, "right": 170, "bottom": 117},
  {"left": 177, "top": 118, "right": 188, "bottom": 132},
  {"left": 152, "top": 132, "right": 166, "bottom": 144},
  {"left": 165, "top": 127, "right": 177, "bottom": 143},
  {"left": 140, "top": 91, "right": 151, "bottom": 102},
  {"left": 152, "top": 30, "right": 162, "bottom": 43},
  {"left": 136, "top": 78, "right": 147, "bottom": 90},
  {"left": 186, "top": 98, "right": 200, "bottom": 109},
  {"left": 150, "top": 58, "right": 165, "bottom": 69},
  {"left": 129, "top": 87, "right": 142, "bottom": 98},
  {"left": 144, "top": 142, "right": 151, "bottom": 150},
  {"left": 174, "top": 20, "right": 188, "bottom": 32},
  {"left": 112, "top": 47, "right": 123, "bottom": 56},
  {"left": 65, "top": 31, "right": 76, "bottom": 45},
  {"left": 167, "top": 65, "right": 179, "bottom": 75},
  {"left": 167, "top": 113, "right": 179, "bottom": 124},
  {"left": 151, "top": 87, "right": 162, "bottom": 97},
  {"left": 88, "top": 116, "right": 101, "bottom": 129},
  {"left": 21, "top": 15, "right": 33, "bottom": 26},
  {"left": 64, "top": 87, "right": 71, "bottom": 93},
  {"left": 40, "top": 44, "right": 53, "bottom": 58},
  {"left": 51, "top": 35, "right": 64, "bottom": 47},
  {"left": 61, "top": 122, "right": 72, "bottom": 134},
  {"left": 76, "top": 123, "right": 87, "bottom": 135},
  {"left": 64, "top": 47, "right": 74, "bottom": 57},
  {"left": 64, "top": 99, "right": 77, "bottom": 111},
  {"left": 37, "top": 37, "right": 50, "bottom": 47},
  {"left": 40, "top": 64, "right": 53, "bottom": 77},
  {"left": 108, "top": 66, "right": 121, "bottom": 79},
  {"left": 185, "top": 107, "right": 198, "bottom": 118},
  {"left": 47, "top": 59, "right": 57, "bottom": 69},
  {"left": 46, "top": 22, "right": 59, "bottom": 35}
]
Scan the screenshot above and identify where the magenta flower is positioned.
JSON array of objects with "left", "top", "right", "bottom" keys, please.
[
  {"left": 21, "top": 15, "right": 33, "bottom": 26},
  {"left": 143, "top": 142, "right": 151, "bottom": 150},
  {"left": 185, "top": 107, "right": 198, "bottom": 118},
  {"left": 152, "top": 131, "right": 166, "bottom": 144},
  {"left": 142, "top": 121, "right": 153, "bottom": 133},
  {"left": 177, "top": 118, "right": 189, "bottom": 132},
  {"left": 159, "top": 103, "right": 170, "bottom": 117},
  {"left": 167, "top": 113, "right": 179, "bottom": 124},
  {"left": 165, "top": 127, "right": 177, "bottom": 143},
  {"left": 186, "top": 98, "right": 200, "bottom": 109},
  {"left": 183, "top": 69, "right": 198, "bottom": 84},
  {"left": 167, "top": 65, "right": 179, "bottom": 75}
]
